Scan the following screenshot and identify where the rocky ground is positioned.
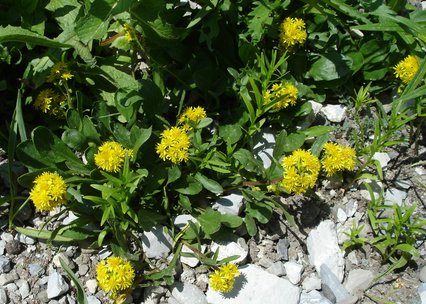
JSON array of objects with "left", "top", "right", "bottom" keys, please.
[{"left": 0, "top": 94, "right": 426, "bottom": 304}]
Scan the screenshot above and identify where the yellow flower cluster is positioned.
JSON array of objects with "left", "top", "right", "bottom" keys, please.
[
  {"left": 156, "top": 126, "right": 191, "bottom": 164},
  {"left": 48, "top": 62, "right": 74, "bottom": 82},
  {"left": 264, "top": 82, "right": 298, "bottom": 110},
  {"left": 281, "top": 149, "right": 320, "bottom": 194},
  {"left": 30, "top": 172, "right": 67, "bottom": 211},
  {"left": 34, "top": 89, "right": 65, "bottom": 116},
  {"left": 394, "top": 55, "right": 419, "bottom": 84},
  {"left": 95, "top": 141, "right": 132, "bottom": 173},
  {"left": 321, "top": 142, "right": 356, "bottom": 176},
  {"left": 279, "top": 17, "right": 307, "bottom": 50},
  {"left": 96, "top": 256, "right": 135, "bottom": 299},
  {"left": 209, "top": 264, "right": 240, "bottom": 293},
  {"left": 178, "top": 106, "right": 207, "bottom": 130}
]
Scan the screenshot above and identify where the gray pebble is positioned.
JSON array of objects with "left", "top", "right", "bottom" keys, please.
[
  {"left": 0, "top": 256, "right": 11, "bottom": 274},
  {"left": 0, "top": 287, "right": 7, "bottom": 304},
  {"left": 420, "top": 265, "right": 426, "bottom": 283},
  {"left": 37, "top": 290, "right": 49, "bottom": 303},
  {"left": 78, "top": 264, "right": 89, "bottom": 276},
  {"left": 29, "top": 264, "right": 45, "bottom": 277},
  {"left": 277, "top": 238, "right": 290, "bottom": 261},
  {"left": 5, "top": 240, "right": 22, "bottom": 255},
  {"left": 87, "top": 295, "right": 101, "bottom": 304},
  {"left": 0, "top": 271, "right": 19, "bottom": 285}
]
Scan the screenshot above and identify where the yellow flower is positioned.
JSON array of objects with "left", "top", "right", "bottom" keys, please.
[
  {"left": 95, "top": 141, "right": 130, "bottom": 172},
  {"left": 209, "top": 264, "right": 240, "bottom": 293},
  {"left": 394, "top": 55, "right": 420, "bottom": 84},
  {"left": 281, "top": 149, "right": 320, "bottom": 194},
  {"left": 29, "top": 172, "right": 67, "bottom": 211},
  {"left": 48, "top": 62, "right": 74, "bottom": 82},
  {"left": 156, "top": 126, "right": 191, "bottom": 164},
  {"left": 178, "top": 106, "right": 207, "bottom": 130},
  {"left": 279, "top": 17, "right": 307, "bottom": 50},
  {"left": 34, "top": 89, "right": 55, "bottom": 113},
  {"left": 123, "top": 24, "right": 136, "bottom": 42},
  {"left": 96, "top": 256, "right": 135, "bottom": 299},
  {"left": 263, "top": 82, "right": 298, "bottom": 110},
  {"left": 321, "top": 142, "right": 356, "bottom": 176}
]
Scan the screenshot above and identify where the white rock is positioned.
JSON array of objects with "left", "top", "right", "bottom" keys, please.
[
  {"left": 300, "top": 290, "right": 333, "bottom": 304},
  {"left": 419, "top": 282, "right": 426, "bottom": 304},
  {"left": 344, "top": 269, "right": 374, "bottom": 294},
  {"left": 87, "top": 295, "right": 101, "bottom": 304},
  {"left": 174, "top": 215, "right": 198, "bottom": 230},
  {"left": 253, "top": 131, "right": 276, "bottom": 168},
  {"left": 302, "top": 273, "right": 322, "bottom": 292},
  {"left": 320, "top": 264, "right": 356, "bottom": 304},
  {"left": 29, "top": 264, "right": 44, "bottom": 277},
  {"left": 0, "top": 288, "right": 6, "bottom": 304},
  {"left": 344, "top": 200, "right": 358, "bottom": 218},
  {"left": 212, "top": 192, "right": 244, "bottom": 216},
  {"left": 180, "top": 244, "right": 206, "bottom": 268},
  {"left": 86, "top": 279, "right": 97, "bottom": 294},
  {"left": 0, "top": 256, "right": 11, "bottom": 274},
  {"left": 422, "top": 1, "right": 426, "bottom": 10},
  {"left": 277, "top": 238, "right": 290, "bottom": 261},
  {"left": 141, "top": 225, "right": 173, "bottom": 259},
  {"left": 15, "top": 233, "right": 36, "bottom": 245},
  {"left": 336, "top": 208, "right": 347, "bottom": 224},
  {"left": 0, "top": 272, "right": 18, "bottom": 285},
  {"left": 16, "top": 279, "right": 30, "bottom": 299},
  {"left": 210, "top": 237, "right": 248, "bottom": 265},
  {"left": 53, "top": 253, "right": 72, "bottom": 269},
  {"left": 284, "top": 261, "right": 304, "bottom": 285},
  {"left": 0, "top": 241, "right": 5, "bottom": 255},
  {"left": 359, "top": 180, "right": 383, "bottom": 200},
  {"left": 47, "top": 272, "right": 69, "bottom": 299},
  {"left": 0, "top": 233, "right": 13, "bottom": 243},
  {"left": 206, "top": 264, "right": 300, "bottom": 304},
  {"left": 63, "top": 211, "right": 79, "bottom": 225},
  {"left": 415, "top": 167, "right": 426, "bottom": 176},
  {"left": 372, "top": 152, "right": 391, "bottom": 169},
  {"left": 171, "top": 282, "right": 208, "bottom": 304},
  {"left": 307, "top": 220, "right": 345, "bottom": 282},
  {"left": 308, "top": 100, "right": 323, "bottom": 115},
  {"left": 420, "top": 265, "right": 426, "bottom": 283},
  {"left": 384, "top": 188, "right": 408, "bottom": 206},
  {"left": 321, "top": 105, "right": 347, "bottom": 122},
  {"left": 394, "top": 179, "right": 411, "bottom": 190},
  {"left": 266, "top": 262, "right": 286, "bottom": 277},
  {"left": 347, "top": 251, "right": 358, "bottom": 265}
]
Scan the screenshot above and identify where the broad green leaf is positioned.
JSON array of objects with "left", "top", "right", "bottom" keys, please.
[
  {"left": 302, "top": 126, "right": 334, "bottom": 138},
  {"left": 167, "top": 166, "right": 181, "bottom": 184},
  {"left": 245, "top": 215, "right": 257, "bottom": 236},
  {"left": 130, "top": 126, "right": 151, "bottom": 156},
  {"left": 176, "top": 176, "right": 203, "bottom": 195},
  {"left": 15, "top": 226, "right": 90, "bottom": 242},
  {"left": 0, "top": 25, "right": 71, "bottom": 48},
  {"left": 308, "top": 52, "right": 352, "bottom": 81},
  {"left": 82, "top": 116, "right": 100, "bottom": 144},
  {"left": 197, "top": 209, "right": 222, "bottom": 235},
  {"left": 221, "top": 214, "right": 243, "bottom": 228},
  {"left": 219, "top": 124, "right": 243, "bottom": 145},
  {"left": 61, "top": 129, "right": 86, "bottom": 150},
  {"left": 194, "top": 173, "right": 223, "bottom": 194},
  {"left": 233, "top": 149, "right": 263, "bottom": 174},
  {"left": 282, "top": 132, "right": 306, "bottom": 153}
]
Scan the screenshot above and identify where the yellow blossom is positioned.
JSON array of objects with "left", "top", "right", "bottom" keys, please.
[
  {"left": 263, "top": 82, "right": 298, "bottom": 110},
  {"left": 96, "top": 256, "right": 135, "bottom": 299},
  {"left": 156, "top": 126, "right": 191, "bottom": 164},
  {"left": 123, "top": 24, "right": 136, "bottom": 42},
  {"left": 394, "top": 55, "right": 419, "bottom": 84},
  {"left": 29, "top": 172, "right": 67, "bottom": 211},
  {"left": 321, "top": 142, "right": 356, "bottom": 176},
  {"left": 178, "top": 106, "right": 207, "bottom": 130},
  {"left": 279, "top": 17, "right": 307, "bottom": 50},
  {"left": 209, "top": 264, "right": 240, "bottom": 293},
  {"left": 48, "top": 61, "right": 74, "bottom": 82},
  {"left": 281, "top": 149, "right": 320, "bottom": 194},
  {"left": 95, "top": 141, "right": 130, "bottom": 172}
]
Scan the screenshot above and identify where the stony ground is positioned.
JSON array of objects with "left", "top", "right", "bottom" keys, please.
[{"left": 0, "top": 94, "right": 426, "bottom": 304}]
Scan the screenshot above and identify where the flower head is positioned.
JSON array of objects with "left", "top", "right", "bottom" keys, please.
[
  {"left": 394, "top": 55, "right": 419, "bottom": 84},
  {"left": 281, "top": 149, "right": 320, "bottom": 194},
  {"left": 34, "top": 89, "right": 65, "bottom": 116},
  {"left": 48, "top": 62, "right": 73, "bottom": 82},
  {"left": 263, "top": 82, "right": 298, "bottom": 110},
  {"left": 178, "top": 106, "right": 207, "bottom": 130},
  {"left": 96, "top": 256, "right": 135, "bottom": 299},
  {"left": 95, "top": 141, "right": 131, "bottom": 172},
  {"left": 321, "top": 142, "right": 356, "bottom": 176},
  {"left": 209, "top": 264, "right": 240, "bottom": 293},
  {"left": 30, "top": 172, "right": 67, "bottom": 211},
  {"left": 156, "top": 126, "right": 191, "bottom": 164},
  {"left": 123, "top": 24, "right": 136, "bottom": 42},
  {"left": 279, "top": 17, "right": 307, "bottom": 50}
]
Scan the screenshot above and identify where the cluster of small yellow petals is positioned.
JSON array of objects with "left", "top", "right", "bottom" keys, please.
[
  {"left": 263, "top": 82, "right": 298, "bottom": 110},
  {"left": 209, "top": 264, "right": 240, "bottom": 293},
  {"left": 29, "top": 172, "right": 67, "bottom": 211},
  {"left": 156, "top": 127, "right": 191, "bottom": 164},
  {"left": 321, "top": 142, "right": 356, "bottom": 176},
  {"left": 34, "top": 89, "right": 65, "bottom": 116},
  {"left": 95, "top": 141, "right": 130, "bottom": 172},
  {"left": 96, "top": 257, "right": 135, "bottom": 299},
  {"left": 47, "top": 62, "right": 74, "bottom": 82},
  {"left": 281, "top": 149, "right": 320, "bottom": 194},
  {"left": 178, "top": 106, "right": 207, "bottom": 128},
  {"left": 279, "top": 17, "right": 307, "bottom": 50},
  {"left": 394, "top": 55, "right": 420, "bottom": 84},
  {"left": 123, "top": 24, "right": 136, "bottom": 42}
]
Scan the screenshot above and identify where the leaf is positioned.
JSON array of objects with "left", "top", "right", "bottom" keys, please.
[
  {"left": 176, "top": 176, "right": 203, "bottom": 195},
  {"left": 59, "top": 257, "right": 88, "bottom": 304},
  {"left": 194, "top": 173, "right": 223, "bottom": 194},
  {"left": 245, "top": 214, "right": 257, "bottom": 236},
  {"left": 233, "top": 148, "right": 263, "bottom": 174},
  {"left": 130, "top": 126, "right": 151, "bottom": 156},
  {"left": 197, "top": 209, "right": 222, "bottom": 235},
  {"left": 221, "top": 214, "right": 243, "bottom": 228},
  {"left": 282, "top": 132, "right": 306, "bottom": 153},
  {"left": 246, "top": 201, "right": 272, "bottom": 224},
  {"left": 308, "top": 52, "right": 352, "bottom": 81},
  {"left": 247, "top": 2, "right": 273, "bottom": 43},
  {"left": 167, "top": 166, "right": 181, "bottom": 184},
  {"left": 0, "top": 25, "right": 71, "bottom": 48},
  {"left": 394, "top": 244, "right": 420, "bottom": 257},
  {"left": 82, "top": 116, "right": 100, "bottom": 144},
  {"left": 302, "top": 126, "right": 334, "bottom": 138},
  {"left": 219, "top": 124, "right": 243, "bottom": 145},
  {"left": 15, "top": 226, "right": 90, "bottom": 242}
]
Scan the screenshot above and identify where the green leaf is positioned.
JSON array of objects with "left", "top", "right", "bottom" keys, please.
[
  {"left": 310, "top": 134, "right": 329, "bottom": 157},
  {"left": 130, "top": 126, "right": 151, "bottom": 156},
  {"left": 302, "top": 126, "right": 334, "bottom": 138},
  {"left": 197, "top": 209, "right": 222, "bottom": 235},
  {"left": 167, "top": 166, "right": 181, "bottom": 184},
  {"left": 246, "top": 201, "right": 272, "bottom": 224},
  {"left": 282, "top": 132, "right": 306, "bottom": 153},
  {"left": 82, "top": 116, "right": 100, "bottom": 144},
  {"left": 59, "top": 257, "right": 88, "bottom": 304},
  {"left": 176, "top": 176, "right": 203, "bottom": 195},
  {"left": 15, "top": 226, "right": 90, "bottom": 242},
  {"left": 221, "top": 214, "right": 243, "bottom": 228},
  {"left": 194, "top": 173, "right": 223, "bottom": 194},
  {"left": 308, "top": 52, "right": 352, "bottom": 81},
  {"left": 61, "top": 129, "right": 86, "bottom": 150},
  {"left": 0, "top": 25, "right": 71, "bottom": 48},
  {"left": 219, "top": 124, "right": 243, "bottom": 145},
  {"left": 233, "top": 149, "right": 263, "bottom": 174},
  {"left": 394, "top": 244, "right": 420, "bottom": 257},
  {"left": 178, "top": 194, "right": 192, "bottom": 212},
  {"left": 245, "top": 215, "right": 257, "bottom": 236}
]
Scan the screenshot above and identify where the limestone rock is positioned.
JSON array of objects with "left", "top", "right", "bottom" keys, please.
[
  {"left": 141, "top": 225, "right": 173, "bottom": 259},
  {"left": 212, "top": 192, "right": 244, "bottom": 216},
  {"left": 321, "top": 105, "right": 347, "bottom": 123},
  {"left": 47, "top": 272, "right": 69, "bottom": 299},
  {"left": 171, "top": 282, "right": 208, "bottom": 304}
]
